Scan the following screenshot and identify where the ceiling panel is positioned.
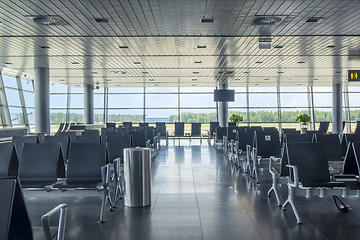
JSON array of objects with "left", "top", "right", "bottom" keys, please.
[{"left": 0, "top": 0, "right": 360, "bottom": 87}]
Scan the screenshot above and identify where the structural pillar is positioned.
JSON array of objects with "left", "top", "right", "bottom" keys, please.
[
  {"left": 218, "top": 82, "right": 228, "bottom": 127},
  {"left": 84, "top": 84, "right": 94, "bottom": 124},
  {"left": 34, "top": 67, "right": 50, "bottom": 134},
  {"left": 332, "top": 83, "right": 342, "bottom": 134}
]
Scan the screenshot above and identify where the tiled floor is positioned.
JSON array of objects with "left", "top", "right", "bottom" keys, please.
[{"left": 25, "top": 141, "right": 360, "bottom": 240}]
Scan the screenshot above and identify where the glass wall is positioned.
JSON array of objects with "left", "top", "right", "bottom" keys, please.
[{"left": 2, "top": 70, "right": 360, "bottom": 135}]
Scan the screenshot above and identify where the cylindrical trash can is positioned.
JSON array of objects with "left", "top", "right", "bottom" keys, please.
[{"left": 124, "top": 147, "right": 151, "bottom": 207}]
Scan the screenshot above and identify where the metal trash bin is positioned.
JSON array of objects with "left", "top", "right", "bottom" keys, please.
[{"left": 124, "top": 147, "right": 151, "bottom": 207}]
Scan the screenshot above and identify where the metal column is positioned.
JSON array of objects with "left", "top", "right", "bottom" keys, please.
[
  {"left": 34, "top": 67, "right": 50, "bottom": 134},
  {"left": 218, "top": 82, "right": 228, "bottom": 127},
  {"left": 84, "top": 84, "right": 94, "bottom": 124},
  {"left": 332, "top": 83, "right": 342, "bottom": 134}
]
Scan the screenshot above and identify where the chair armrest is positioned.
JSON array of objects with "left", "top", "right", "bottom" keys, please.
[
  {"left": 101, "top": 164, "right": 112, "bottom": 189},
  {"left": 286, "top": 164, "right": 299, "bottom": 187},
  {"left": 41, "top": 204, "right": 67, "bottom": 240},
  {"left": 269, "top": 156, "right": 281, "bottom": 175}
]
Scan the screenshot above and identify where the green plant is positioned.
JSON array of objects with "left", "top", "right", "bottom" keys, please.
[
  {"left": 229, "top": 114, "right": 243, "bottom": 124},
  {"left": 296, "top": 113, "right": 311, "bottom": 123}
]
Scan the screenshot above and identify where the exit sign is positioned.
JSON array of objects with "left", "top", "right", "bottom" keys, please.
[{"left": 349, "top": 70, "right": 360, "bottom": 81}]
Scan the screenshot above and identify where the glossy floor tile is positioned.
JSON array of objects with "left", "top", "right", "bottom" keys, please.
[{"left": 24, "top": 141, "right": 360, "bottom": 240}]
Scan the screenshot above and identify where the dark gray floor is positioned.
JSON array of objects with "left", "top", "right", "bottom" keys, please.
[{"left": 25, "top": 141, "right": 360, "bottom": 240}]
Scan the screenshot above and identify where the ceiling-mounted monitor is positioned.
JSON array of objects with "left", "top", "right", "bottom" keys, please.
[{"left": 214, "top": 89, "right": 235, "bottom": 102}]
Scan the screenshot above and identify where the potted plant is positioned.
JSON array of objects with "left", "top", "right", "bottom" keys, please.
[
  {"left": 296, "top": 113, "right": 311, "bottom": 134},
  {"left": 229, "top": 113, "right": 243, "bottom": 126}
]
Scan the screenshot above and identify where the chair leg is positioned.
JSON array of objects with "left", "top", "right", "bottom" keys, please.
[
  {"left": 282, "top": 185, "right": 302, "bottom": 224},
  {"left": 267, "top": 174, "right": 281, "bottom": 206}
]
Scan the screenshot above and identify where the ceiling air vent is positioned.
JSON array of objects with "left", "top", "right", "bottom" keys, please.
[
  {"left": 200, "top": 17, "right": 214, "bottom": 23},
  {"left": 253, "top": 16, "right": 285, "bottom": 25},
  {"left": 95, "top": 18, "right": 109, "bottom": 23},
  {"left": 306, "top": 17, "right": 324, "bottom": 23},
  {"left": 27, "top": 15, "right": 68, "bottom": 26}
]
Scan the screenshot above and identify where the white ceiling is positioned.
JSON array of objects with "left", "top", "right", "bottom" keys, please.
[{"left": 1, "top": 0, "right": 360, "bottom": 87}]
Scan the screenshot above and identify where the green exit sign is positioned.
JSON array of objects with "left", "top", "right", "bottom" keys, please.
[{"left": 349, "top": 70, "right": 360, "bottom": 81}]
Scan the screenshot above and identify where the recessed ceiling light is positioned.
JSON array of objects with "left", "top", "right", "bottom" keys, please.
[
  {"left": 192, "top": 78, "right": 197, "bottom": 81},
  {"left": 106, "top": 79, "right": 111, "bottom": 81},
  {"left": 297, "top": 83, "right": 302, "bottom": 85},
  {"left": 243, "top": 71, "right": 250, "bottom": 74},
  {"left": 133, "top": 61, "right": 141, "bottom": 64},
  {"left": 264, "top": 78, "right": 269, "bottom": 80},
  {"left": 59, "top": 79, "right": 65, "bottom": 82},
  {"left": 91, "top": 71, "right": 98, "bottom": 74},
  {"left": 278, "top": 71, "right": 284, "bottom": 73},
  {"left": 40, "top": 46, "right": 50, "bottom": 49},
  {"left": 142, "top": 71, "right": 148, "bottom": 74},
  {"left": 154, "top": 84, "right": 159, "bottom": 86},
  {"left": 200, "top": 17, "right": 214, "bottom": 23},
  {"left": 274, "top": 45, "right": 283, "bottom": 49},
  {"left": 119, "top": 45, "right": 129, "bottom": 49},
  {"left": 314, "top": 78, "right": 319, "bottom": 80},
  {"left": 71, "top": 62, "right": 80, "bottom": 64},
  {"left": 194, "top": 60, "right": 202, "bottom": 64},
  {"left": 122, "top": 71, "right": 127, "bottom": 74},
  {"left": 76, "top": 84, "right": 80, "bottom": 86},
  {"left": 255, "top": 61, "right": 263, "bottom": 64},
  {"left": 197, "top": 45, "right": 206, "bottom": 49},
  {"left": 255, "top": 83, "right": 259, "bottom": 86},
  {"left": 4, "top": 62, "right": 12, "bottom": 65},
  {"left": 95, "top": 18, "right": 109, "bottom": 23},
  {"left": 193, "top": 71, "right": 199, "bottom": 74},
  {"left": 116, "top": 84, "right": 121, "bottom": 86},
  {"left": 149, "top": 78, "right": 155, "bottom": 81},
  {"left": 297, "top": 61, "right": 305, "bottom": 63},
  {"left": 327, "top": 45, "right": 335, "bottom": 48},
  {"left": 235, "top": 78, "right": 240, "bottom": 80}
]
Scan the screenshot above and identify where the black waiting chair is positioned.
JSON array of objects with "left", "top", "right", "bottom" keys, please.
[
  {"left": 82, "top": 129, "right": 99, "bottom": 136},
  {"left": 143, "top": 127, "right": 155, "bottom": 145},
  {"left": 123, "top": 122, "right": 132, "bottom": 129},
  {"left": 342, "top": 142, "right": 360, "bottom": 176},
  {"left": 174, "top": 122, "right": 185, "bottom": 144},
  {"left": 43, "top": 135, "right": 70, "bottom": 160},
  {"left": 282, "top": 143, "right": 346, "bottom": 224},
  {"left": 284, "top": 133, "right": 312, "bottom": 143},
  {"left": 250, "top": 126, "right": 263, "bottom": 132},
  {"left": 263, "top": 127, "right": 278, "bottom": 132},
  {"left": 107, "top": 135, "right": 132, "bottom": 163},
  {"left": 58, "top": 131, "right": 76, "bottom": 143},
  {"left": 12, "top": 135, "right": 39, "bottom": 159},
  {"left": 318, "top": 121, "right": 330, "bottom": 133},
  {"left": 131, "top": 130, "right": 147, "bottom": 147},
  {"left": 106, "top": 122, "right": 116, "bottom": 129},
  {"left": 54, "top": 143, "right": 112, "bottom": 222},
  {"left": 250, "top": 130, "right": 281, "bottom": 183},
  {"left": 214, "top": 126, "right": 227, "bottom": 144},
  {"left": 74, "top": 135, "right": 101, "bottom": 143},
  {"left": 190, "top": 123, "right": 202, "bottom": 144},
  {"left": 18, "top": 143, "right": 65, "bottom": 188},
  {"left": 228, "top": 122, "right": 236, "bottom": 127},
  {"left": 0, "top": 177, "right": 67, "bottom": 240},
  {"left": 314, "top": 134, "right": 342, "bottom": 162},
  {"left": 209, "top": 122, "right": 219, "bottom": 139},
  {"left": 0, "top": 143, "right": 18, "bottom": 177},
  {"left": 342, "top": 134, "right": 360, "bottom": 156},
  {"left": 354, "top": 121, "right": 360, "bottom": 134},
  {"left": 156, "top": 122, "right": 166, "bottom": 127},
  {"left": 227, "top": 127, "right": 239, "bottom": 142},
  {"left": 139, "top": 122, "right": 149, "bottom": 127}
]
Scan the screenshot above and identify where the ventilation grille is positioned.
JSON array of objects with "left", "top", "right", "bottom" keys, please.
[
  {"left": 27, "top": 15, "right": 68, "bottom": 26},
  {"left": 253, "top": 16, "right": 285, "bottom": 25}
]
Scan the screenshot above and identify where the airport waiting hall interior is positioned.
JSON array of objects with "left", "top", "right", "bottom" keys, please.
[{"left": 4, "top": 0, "right": 360, "bottom": 239}]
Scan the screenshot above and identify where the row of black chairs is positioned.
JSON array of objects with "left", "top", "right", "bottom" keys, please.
[
  {"left": 268, "top": 142, "right": 360, "bottom": 224},
  {"left": 0, "top": 141, "right": 113, "bottom": 223}
]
